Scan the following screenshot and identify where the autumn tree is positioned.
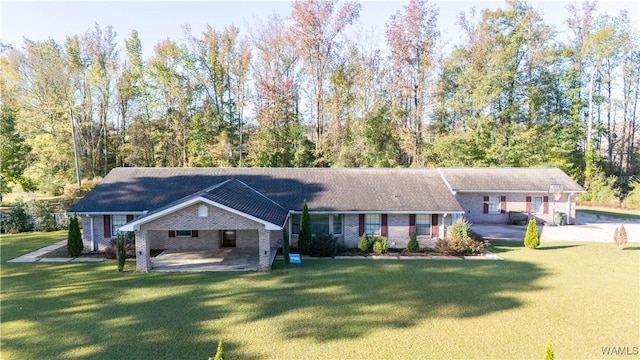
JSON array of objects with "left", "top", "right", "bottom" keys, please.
[{"left": 290, "top": 0, "right": 361, "bottom": 162}]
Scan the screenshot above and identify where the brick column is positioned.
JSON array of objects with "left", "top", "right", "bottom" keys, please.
[
  {"left": 258, "top": 228, "right": 271, "bottom": 271},
  {"left": 135, "top": 230, "right": 151, "bottom": 272}
]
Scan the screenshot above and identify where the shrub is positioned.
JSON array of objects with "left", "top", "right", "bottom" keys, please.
[
  {"left": 544, "top": 339, "right": 554, "bottom": 360},
  {"left": 435, "top": 238, "right": 464, "bottom": 256},
  {"left": 63, "top": 177, "right": 102, "bottom": 198},
  {"left": 614, "top": 224, "right": 628, "bottom": 250},
  {"left": 622, "top": 179, "right": 640, "bottom": 210},
  {"left": 298, "top": 200, "right": 311, "bottom": 255},
  {"left": 524, "top": 218, "right": 540, "bottom": 249},
  {"left": 407, "top": 232, "right": 419, "bottom": 252},
  {"left": 67, "top": 215, "right": 83, "bottom": 257},
  {"left": 117, "top": 234, "right": 126, "bottom": 272},
  {"left": 357, "top": 233, "right": 370, "bottom": 252},
  {"left": 209, "top": 340, "right": 224, "bottom": 360},
  {"left": 283, "top": 227, "right": 290, "bottom": 266},
  {"left": 26, "top": 199, "right": 56, "bottom": 232},
  {"left": 2, "top": 198, "right": 32, "bottom": 233},
  {"left": 308, "top": 233, "right": 337, "bottom": 257},
  {"left": 578, "top": 170, "right": 620, "bottom": 205},
  {"left": 372, "top": 237, "right": 388, "bottom": 254}
]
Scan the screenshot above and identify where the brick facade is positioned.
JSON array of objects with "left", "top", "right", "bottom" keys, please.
[{"left": 456, "top": 192, "right": 576, "bottom": 225}]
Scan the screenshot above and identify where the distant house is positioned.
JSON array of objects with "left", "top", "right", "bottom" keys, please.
[{"left": 70, "top": 167, "right": 583, "bottom": 272}]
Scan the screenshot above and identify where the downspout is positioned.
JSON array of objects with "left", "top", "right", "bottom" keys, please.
[
  {"left": 89, "top": 215, "right": 95, "bottom": 251},
  {"left": 567, "top": 193, "right": 573, "bottom": 225}
]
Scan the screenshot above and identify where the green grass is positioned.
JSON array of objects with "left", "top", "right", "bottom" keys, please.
[
  {"left": 2, "top": 232, "right": 639, "bottom": 359},
  {"left": 577, "top": 206, "right": 640, "bottom": 220}
]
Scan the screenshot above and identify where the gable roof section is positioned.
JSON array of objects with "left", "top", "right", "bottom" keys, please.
[
  {"left": 120, "top": 179, "right": 289, "bottom": 231},
  {"left": 70, "top": 167, "right": 464, "bottom": 214},
  {"left": 438, "top": 168, "right": 584, "bottom": 193}
]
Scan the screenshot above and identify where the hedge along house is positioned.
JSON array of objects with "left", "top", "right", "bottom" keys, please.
[
  {"left": 438, "top": 168, "right": 584, "bottom": 225},
  {"left": 69, "top": 167, "right": 582, "bottom": 272},
  {"left": 70, "top": 167, "right": 465, "bottom": 271}
]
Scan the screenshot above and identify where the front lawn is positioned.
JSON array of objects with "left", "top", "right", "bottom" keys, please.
[{"left": 1, "top": 232, "right": 638, "bottom": 359}]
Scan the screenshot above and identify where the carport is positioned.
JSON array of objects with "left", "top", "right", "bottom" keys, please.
[{"left": 119, "top": 179, "right": 288, "bottom": 272}]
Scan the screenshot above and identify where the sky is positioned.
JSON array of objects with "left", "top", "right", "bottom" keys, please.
[{"left": 1, "top": 0, "right": 638, "bottom": 60}]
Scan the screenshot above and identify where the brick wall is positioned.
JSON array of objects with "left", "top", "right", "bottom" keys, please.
[{"left": 456, "top": 192, "right": 575, "bottom": 224}]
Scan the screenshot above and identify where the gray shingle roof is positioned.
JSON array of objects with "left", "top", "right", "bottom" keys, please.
[
  {"left": 438, "top": 167, "right": 584, "bottom": 193},
  {"left": 69, "top": 167, "right": 464, "bottom": 214}
]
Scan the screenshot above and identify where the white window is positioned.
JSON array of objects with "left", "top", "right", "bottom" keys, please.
[
  {"left": 292, "top": 214, "right": 343, "bottom": 235},
  {"left": 531, "top": 196, "right": 543, "bottom": 214},
  {"left": 416, "top": 214, "right": 430, "bottom": 236},
  {"left": 197, "top": 205, "right": 208, "bottom": 217},
  {"left": 488, "top": 196, "right": 501, "bottom": 214},
  {"left": 365, "top": 214, "right": 381, "bottom": 236},
  {"left": 176, "top": 230, "right": 193, "bottom": 237},
  {"left": 332, "top": 214, "right": 342, "bottom": 235},
  {"left": 111, "top": 215, "right": 127, "bottom": 236}
]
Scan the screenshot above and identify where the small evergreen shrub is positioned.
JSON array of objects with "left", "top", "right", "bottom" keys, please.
[
  {"left": 117, "top": 234, "right": 126, "bottom": 272},
  {"left": 208, "top": 340, "right": 224, "bottom": 360},
  {"left": 298, "top": 200, "right": 311, "bottom": 255},
  {"left": 524, "top": 218, "right": 540, "bottom": 249},
  {"left": 308, "top": 233, "right": 337, "bottom": 257},
  {"left": 407, "top": 232, "right": 419, "bottom": 252},
  {"left": 614, "top": 224, "right": 628, "bottom": 250},
  {"left": 372, "top": 237, "right": 389, "bottom": 254},
  {"left": 283, "top": 228, "right": 290, "bottom": 266},
  {"left": 543, "top": 339, "right": 554, "bottom": 360},
  {"left": 357, "top": 233, "right": 370, "bottom": 252},
  {"left": 67, "top": 214, "right": 83, "bottom": 257}
]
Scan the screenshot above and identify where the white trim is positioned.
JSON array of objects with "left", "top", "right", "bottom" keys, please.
[
  {"left": 454, "top": 190, "right": 584, "bottom": 194},
  {"left": 119, "top": 196, "right": 282, "bottom": 232},
  {"left": 437, "top": 168, "right": 457, "bottom": 195},
  {"left": 287, "top": 210, "right": 464, "bottom": 215},
  {"left": 89, "top": 216, "right": 95, "bottom": 251},
  {"left": 73, "top": 211, "right": 146, "bottom": 216}
]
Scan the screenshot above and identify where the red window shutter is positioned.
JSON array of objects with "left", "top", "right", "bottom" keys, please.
[
  {"left": 543, "top": 196, "right": 549, "bottom": 214},
  {"left": 358, "top": 214, "right": 364, "bottom": 236},
  {"left": 409, "top": 214, "right": 416, "bottom": 234},
  {"left": 500, "top": 196, "right": 506, "bottom": 214},
  {"left": 168, "top": 230, "right": 176, "bottom": 238},
  {"left": 103, "top": 215, "right": 111, "bottom": 238},
  {"left": 431, "top": 214, "right": 438, "bottom": 238},
  {"left": 526, "top": 196, "right": 532, "bottom": 213},
  {"left": 126, "top": 214, "right": 134, "bottom": 222},
  {"left": 192, "top": 230, "right": 199, "bottom": 237},
  {"left": 381, "top": 214, "right": 388, "bottom": 237},
  {"left": 483, "top": 196, "right": 489, "bottom": 214}
]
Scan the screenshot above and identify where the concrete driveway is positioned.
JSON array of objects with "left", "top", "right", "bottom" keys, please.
[
  {"left": 151, "top": 247, "right": 261, "bottom": 272},
  {"left": 472, "top": 212, "right": 640, "bottom": 243}
]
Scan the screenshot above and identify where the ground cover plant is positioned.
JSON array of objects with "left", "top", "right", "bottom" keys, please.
[{"left": 1, "top": 231, "right": 638, "bottom": 359}]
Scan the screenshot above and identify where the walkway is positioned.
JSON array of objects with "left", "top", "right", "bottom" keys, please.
[{"left": 7, "top": 240, "right": 105, "bottom": 263}]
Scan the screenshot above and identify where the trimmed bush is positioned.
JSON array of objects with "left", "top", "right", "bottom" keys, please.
[
  {"left": 407, "top": 232, "right": 419, "bottom": 252},
  {"left": 435, "top": 238, "right": 464, "bottom": 256},
  {"left": 524, "top": 218, "right": 540, "bottom": 249},
  {"left": 357, "top": 233, "right": 369, "bottom": 252},
  {"left": 372, "top": 237, "right": 388, "bottom": 254},
  {"left": 544, "top": 339, "right": 554, "bottom": 360},
  {"left": 67, "top": 214, "right": 83, "bottom": 257},
  {"left": 283, "top": 227, "right": 290, "bottom": 266},
  {"left": 209, "top": 340, "right": 224, "bottom": 360},
  {"left": 437, "top": 218, "right": 489, "bottom": 256},
  {"left": 298, "top": 200, "right": 311, "bottom": 255},
  {"left": 308, "top": 233, "right": 338, "bottom": 257},
  {"left": 614, "top": 224, "right": 628, "bottom": 250},
  {"left": 117, "top": 234, "right": 126, "bottom": 272}
]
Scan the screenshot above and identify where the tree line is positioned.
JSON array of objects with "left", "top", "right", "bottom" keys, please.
[{"left": 1, "top": 0, "right": 639, "bottom": 202}]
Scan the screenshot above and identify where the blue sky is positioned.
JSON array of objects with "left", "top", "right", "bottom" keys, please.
[{"left": 1, "top": 1, "right": 638, "bottom": 59}]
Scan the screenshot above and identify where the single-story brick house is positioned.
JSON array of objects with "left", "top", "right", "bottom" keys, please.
[{"left": 69, "top": 167, "right": 583, "bottom": 272}]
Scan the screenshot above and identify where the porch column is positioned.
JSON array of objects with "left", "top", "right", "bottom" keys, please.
[
  {"left": 135, "top": 229, "right": 151, "bottom": 272},
  {"left": 258, "top": 227, "right": 271, "bottom": 271}
]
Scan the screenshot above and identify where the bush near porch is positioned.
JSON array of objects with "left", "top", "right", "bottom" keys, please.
[{"left": 1, "top": 231, "right": 638, "bottom": 359}]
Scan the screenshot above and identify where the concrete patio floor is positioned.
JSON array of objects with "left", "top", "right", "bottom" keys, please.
[{"left": 151, "top": 247, "right": 272, "bottom": 272}]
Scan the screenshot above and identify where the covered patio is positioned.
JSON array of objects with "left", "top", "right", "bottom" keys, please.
[
  {"left": 151, "top": 247, "right": 278, "bottom": 272},
  {"left": 119, "top": 179, "right": 289, "bottom": 272}
]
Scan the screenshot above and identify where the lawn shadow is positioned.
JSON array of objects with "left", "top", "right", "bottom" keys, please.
[
  {"left": 538, "top": 245, "right": 581, "bottom": 250},
  {"left": 623, "top": 246, "right": 640, "bottom": 251},
  {"left": 241, "top": 257, "right": 547, "bottom": 342}
]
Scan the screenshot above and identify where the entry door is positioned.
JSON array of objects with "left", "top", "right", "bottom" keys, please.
[{"left": 222, "top": 230, "right": 236, "bottom": 247}]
